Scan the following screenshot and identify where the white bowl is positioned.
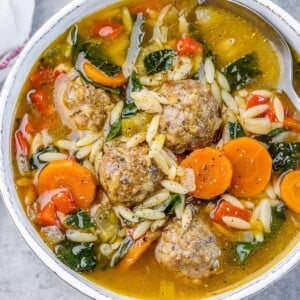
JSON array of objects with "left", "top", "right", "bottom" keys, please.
[{"left": 0, "top": 0, "right": 299, "bottom": 299}]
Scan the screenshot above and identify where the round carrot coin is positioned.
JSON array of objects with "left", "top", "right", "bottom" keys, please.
[
  {"left": 223, "top": 137, "right": 272, "bottom": 197},
  {"left": 37, "top": 160, "right": 96, "bottom": 209},
  {"left": 181, "top": 147, "right": 233, "bottom": 199},
  {"left": 280, "top": 170, "right": 300, "bottom": 213}
]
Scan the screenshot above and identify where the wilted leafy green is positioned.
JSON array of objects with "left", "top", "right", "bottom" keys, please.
[
  {"left": 57, "top": 241, "right": 97, "bottom": 272},
  {"left": 235, "top": 203, "right": 286, "bottom": 263},
  {"left": 65, "top": 211, "right": 95, "bottom": 229},
  {"left": 229, "top": 122, "right": 245, "bottom": 139},
  {"left": 144, "top": 49, "right": 175, "bottom": 75},
  {"left": 222, "top": 52, "right": 262, "bottom": 91}
]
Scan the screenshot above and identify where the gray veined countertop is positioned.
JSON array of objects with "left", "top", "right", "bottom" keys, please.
[{"left": 0, "top": 0, "right": 300, "bottom": 299}]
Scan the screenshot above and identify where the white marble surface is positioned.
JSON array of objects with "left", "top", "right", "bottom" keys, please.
[{"left": 0, "top": 0, "right": 300, "bottom": 299}]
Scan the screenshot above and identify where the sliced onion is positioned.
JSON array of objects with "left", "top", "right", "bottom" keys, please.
[
  {"left": 54, "top": 73, "right": 78, "bottom": 131},
  {"left": 122, "top": 13, "right": 145, "bottom": 78},
  {"left": 151, "top": 4, "right": 173, "bottom": 44}
]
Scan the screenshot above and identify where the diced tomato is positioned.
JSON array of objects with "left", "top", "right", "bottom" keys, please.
[
  {"left": 38, "top": 202, "right": 60, "bottom": 227},
  {"left": 15, "top": 131, "right": 29, "bottom": 156},
  {"left": 265, "top": 102, "right": 277, "bottom": 122},
  {"left": 52, "top": 190, "right": 78, "bottom": 214},
  {"left": 212, "top": 200, "right": 252, "bottom": 225},
  {"left": 91, "top": 22, "right": 123, "bottom": 40},
  {"left": 246, "top": 94, "right": 269, "bottom": 109},
  {"left": 130, "top": 2, "right": 163, "bottom": 16},
  {"left": 175, "top": 153, "right": 187, "bottom": 164},
  {"left": 30, "top": 89, "right": 49, "bottom": 114},
  {"left": 247, "top": 94, "right": 278, "bottom": 122},
  {"left": 176, "top": 35, "right": 203, "bottom": 56},
  {"left": 30, "top": 69, "right": 56, "bottom": 89}
]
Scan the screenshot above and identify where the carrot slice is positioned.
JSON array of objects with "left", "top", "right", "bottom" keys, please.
[
  {"left": 223, "top": 137, "right": 272, "bottom": 197},
  {"left": 117, "top": 232, "right": 160, "bottom": 272},
  {"left": 280, "top": 170, "right": 300, "bottom": 213},
  {"left": 283, "top": 116, "right": 300, "bottom": 132},
  {"left": 181, "top": 147, "right": 233, "bottom": 200},
  {"left": 37, "top": 160, "right": 96, "bottom": 209},
  {"left": 83, "top": 62, "right": 127, "bottom": 87}
]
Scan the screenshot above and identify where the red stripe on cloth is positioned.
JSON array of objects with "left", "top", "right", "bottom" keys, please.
[{"left": 0, "top": 46, "right": 23, "bottom": 70}]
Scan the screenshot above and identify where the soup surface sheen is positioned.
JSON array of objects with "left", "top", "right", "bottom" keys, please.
[{"left": 13, "top": 0, "right": 300, "bottom": 299}]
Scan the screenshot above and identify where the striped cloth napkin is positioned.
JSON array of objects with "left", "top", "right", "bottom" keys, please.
[{"left": 0, "top": 0, "right": 35, "bottom": 83}]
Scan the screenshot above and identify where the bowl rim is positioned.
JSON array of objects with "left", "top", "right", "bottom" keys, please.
[{"left": 0, "top": 0, "right": 300, "bottom": 299}]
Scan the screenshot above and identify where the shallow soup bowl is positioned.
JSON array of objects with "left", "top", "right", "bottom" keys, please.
[{"left": 0, "top": 0, "right": 300, "bottom": 299}]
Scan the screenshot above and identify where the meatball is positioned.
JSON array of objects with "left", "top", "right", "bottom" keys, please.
[
  {"left": 155, "top": 212, "right": 220, "bottom": 279},
  {"left": 62, "top": 77, "right": 113, "bottom": 131},
  {"left": 158, "top": 80, "right": 221, "bottom": 153},
  {"left": 99, "top": 144, "right": 163, "bottom": 206}
]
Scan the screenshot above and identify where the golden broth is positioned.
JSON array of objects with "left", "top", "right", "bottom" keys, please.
[{"left": 13, "top": 0, "right": 300, "bottom": 299}]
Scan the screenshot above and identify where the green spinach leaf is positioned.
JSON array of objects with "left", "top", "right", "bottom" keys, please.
[
  {"left": 268, "top": 142, "right": 300, "bottom": 171},
  {"left": 80, "top": 41, "right": 121, "bottom": 76},
  {"left": 71, "top": 26, "right": 121, "bottom": 77},
  {"left": 165, "top": 194, "right": 182, "bottom": 214},
  {"left": 107, "top": 119, "right": 122, "bottom": 141},
  {"left": 122, "top": 103, "right": 138, "bottom": 119},
  {"left": 255, "top": 128, "right": 288, "bottom": 145},
  {"left": 122, "top": 71, "right": 142, "bottom": 118},
  {"left": 30, "top": 145, "right": 59, "bottom": 171},
  {"left": 144, "top": 49, "right": 175, "bottom": 75},
  {"left": 110, "top": 236, "right": 134, "bottom": 267},
  {"left": 222, "top": 52, "right": 262, "bottom": 91},
  {"left": 235, "top": 203, "right": 286, "bottom": 263},
  {"left": 229, "top": 122, "right": 245, "bottom": 139},
  {"left": 65, "top": 211, "right": 95, "bottom": 229},
  {"left": 57, "top": 241, "right": 97, "bottom": 272}
]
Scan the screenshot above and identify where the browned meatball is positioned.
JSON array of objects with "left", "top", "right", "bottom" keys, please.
[
  {"left": 155, "top": 212, "right": 220, "bottom": 279},
  {"left": 62, "top": 77, "right": 113, "bottom": 131},
  {"left": 158, "top": 80, "right": 221, "bottom": 153},
  {"left": 99, "top": 144, "right": 163, "bottom": 206}
]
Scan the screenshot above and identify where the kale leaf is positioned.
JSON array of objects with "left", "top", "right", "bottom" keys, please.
[
  {"left": 65, "top": 211, "right": 95, "bottom": 229},
  {"left": 165, "top": 194, "right": 182, "bottom": 214},
  {"left": 110, "top": 236, "right": 134, "bottom": 267},
  {"left": 70, "top": 26, "right": 121, "bottom": 77},
  {"left": 80, "top": 41, "right": 121, "bottom": 76},
  {"left": 144, "top": 49, "right": 175, "bottom": 75},
  {"left": 107, "top": 119, "right": 122, "bottom": 141},
  {"left": 57, "top": 241, "right": 97, "bottom": 272},
  {"left": 30, "top": 145, "right": 59, "bottom": 171},
  {"left": 122, "top": 103, "right": 138, "bottom": 119},
  {"left": 235, "top": 203, "right": 286, "bottom": 263},
  {"left": 222, "top": 52, "right": 262, "bottom": 91},
  {"left": 229, "top": 121, "right": 245, "bottom": 139},
  {"left": 122, "top": 71, "right": 142, "bottom": 118},
  {"left": 268, "top": 142, "right": 300, "bottom": 171},
  {"left": 255, "top": 128, "right": 288, "bottom": 145}
]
